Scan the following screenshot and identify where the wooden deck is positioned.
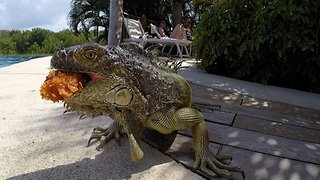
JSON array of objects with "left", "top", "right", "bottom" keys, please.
[{"left": 144, "top": 82, "right": 320, "bottom": 179}]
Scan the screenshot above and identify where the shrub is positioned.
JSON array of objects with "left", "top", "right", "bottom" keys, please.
[{"left": 193, "top": 0, "right": 320, "bottom": 93}]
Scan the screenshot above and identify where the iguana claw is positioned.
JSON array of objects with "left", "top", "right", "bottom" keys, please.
[
  {"left": 87, "top": 121, "right": 123, "bottom": 146},
  {"left": 194, "top": 148, "right": 245, "bottom": 179}
]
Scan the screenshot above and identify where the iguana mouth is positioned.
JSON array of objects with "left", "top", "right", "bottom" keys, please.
[
  {"left": 52, "top": 69, "right": 105, "bottom": 83},
  {"left": 87, "top": 72, "right": 105, "bottom": 81},
  {"left": 40, "top": 69, "right": 105, "bottom": 102}
]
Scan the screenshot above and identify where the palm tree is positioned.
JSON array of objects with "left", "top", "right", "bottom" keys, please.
[{"left": 68, "top": 0, "right": 109, "bottom": 42}]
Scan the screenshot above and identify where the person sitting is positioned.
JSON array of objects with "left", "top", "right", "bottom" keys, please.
[
  {"left": 170, "top": 18, "right": 192, "bottom": 40},
  {"left": 140, "top": 14, "right": 148, "bottom": 32},
  {"left": 157, "top": 19, "right": 169, "bottom": 38}
]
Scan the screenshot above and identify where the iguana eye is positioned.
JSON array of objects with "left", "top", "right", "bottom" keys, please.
[
  {"left": 114, "top": 88, "right": 133, "bottom": 106},
  {"left": 83, "top": 50, "right": 98, "bottom": 60}
]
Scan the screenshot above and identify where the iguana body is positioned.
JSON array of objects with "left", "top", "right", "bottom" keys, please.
[{"left": 51, "top": 43, "right": 244, "bottom": 178}]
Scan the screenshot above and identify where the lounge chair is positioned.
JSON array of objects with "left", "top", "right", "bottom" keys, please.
[{"left": 122, "top": 17, "right": 192, "bottom": 58}]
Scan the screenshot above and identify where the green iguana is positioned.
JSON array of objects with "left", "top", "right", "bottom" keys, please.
[{"left": 49, "top": 43, "right": 244, "bottom": 178}]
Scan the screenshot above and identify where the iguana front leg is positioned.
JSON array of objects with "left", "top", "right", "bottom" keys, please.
[
  {"left": 146, "top": 107, "right": 244, "bottom": 178},
  {"left": 88, "top": 114, "right": 144, "bottom": 161},
  {"left": 192, "top": 121, "right": 244, "bottom": 178}
]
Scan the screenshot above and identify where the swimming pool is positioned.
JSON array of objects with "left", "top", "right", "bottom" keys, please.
[{"left": 0, "top": 56, "right": 43, "bottom": 68}]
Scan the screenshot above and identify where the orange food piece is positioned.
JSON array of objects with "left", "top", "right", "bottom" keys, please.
[{"left": 40, "top": 70, "right": 86, "bottom": 102}]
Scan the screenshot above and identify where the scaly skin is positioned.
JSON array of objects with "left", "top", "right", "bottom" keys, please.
[{"left": 50, "top": 43, "right": 244, "bottom": 178}]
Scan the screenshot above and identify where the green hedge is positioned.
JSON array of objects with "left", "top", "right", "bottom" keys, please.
[{"left": 193, "top": 0, "right": 320, "bottom": 93}]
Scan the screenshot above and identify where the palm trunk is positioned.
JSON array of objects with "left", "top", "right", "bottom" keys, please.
[
  {"left": 108, "top": 0, "right": 123, "bottom": 46},
  {"left": 173, "top": 1, "right": 182, "bottom": 27},
  {"left": 96, "top": 11, "right": 99, "bottom": 40}
]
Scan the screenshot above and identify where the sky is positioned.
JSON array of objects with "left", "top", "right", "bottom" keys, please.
[{"left": 0, "top": 0, "right": 71, "bottom": 32}]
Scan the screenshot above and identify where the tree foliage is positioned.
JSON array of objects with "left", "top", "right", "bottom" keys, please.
[
  {"left": 0, "top": 29, "right": 87, "bottom": 55},
  {"left": 0, "top": 31, "right": 16, "bottom": 54},
  {"left": 193, "top": 0, "right": 320, "bottom": 92},
  {"left": 68, "top": 0, "right": 109, "bottom": 42}
]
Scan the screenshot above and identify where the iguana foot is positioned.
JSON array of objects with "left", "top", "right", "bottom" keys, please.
[
  {"left": 87, "top": 121, "right": 123, "bottom": 146},
  {"left": 194, "top": 148, "right": 245, "bottom": 179}
]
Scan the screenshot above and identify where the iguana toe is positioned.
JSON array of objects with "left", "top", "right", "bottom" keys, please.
[
  {"left": 194, "top": 149, "right": 245, "bottom": 179},
  {"left": 216, "top": 154, "right": 232, "bottom": 165}
]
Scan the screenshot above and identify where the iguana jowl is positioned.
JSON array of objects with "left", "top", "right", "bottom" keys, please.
[{"left": 50, "top": 43, "right": 244, "bottom": 178}]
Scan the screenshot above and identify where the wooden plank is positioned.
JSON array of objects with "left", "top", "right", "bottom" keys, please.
[
  {"left": 219, "top": 145, "right": 320, "bottom": 180},
  {"left": 234, "top": 114, "right": 320, "bottom": 144},
  {"left": 190, "top": 82, "right": 320, "bottom": 130},
  {"left": 230, "top": 105, "right": 320, "bottom": 130},
  {"left": 190, "top": 82, "right": 243, "bottom": 106},
  {"left": 193, "top": 96, "right": 320, "bottom": 130},
  {"left": 241, "top": 96, "right": 320, "bottom": 121},
  {"left": 202, "top": 110, "right": 235, "bottom": 125},
  {"left": 181, "top": 122, "right": 320, "bottom": 164}
]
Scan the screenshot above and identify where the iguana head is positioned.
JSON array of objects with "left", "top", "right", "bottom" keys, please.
[
  {"left": 51, "top": 43, "right": 122, "bottom": 81},
  {"left": 49, "top": 43, "right": 145, "bottom": 114}
]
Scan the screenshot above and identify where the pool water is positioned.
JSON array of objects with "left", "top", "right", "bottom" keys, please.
[{"left": 0, "top": 56, "right": 43, "bottom": 68}]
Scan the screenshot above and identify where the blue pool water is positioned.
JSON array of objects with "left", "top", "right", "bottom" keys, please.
[{"left": 0, "top": 55, "right": 44, "bottom": 68}]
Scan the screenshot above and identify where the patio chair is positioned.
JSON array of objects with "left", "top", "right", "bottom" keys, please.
[
  {"left": 122, "top": 17, "right": 192, "bottom": 58},
  {"left": 150, "top": 23, "right": 192, "bottom": 57}
]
